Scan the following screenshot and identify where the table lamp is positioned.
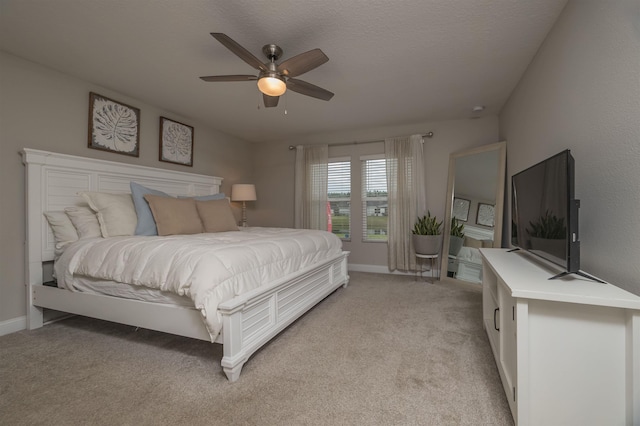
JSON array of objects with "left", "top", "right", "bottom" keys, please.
[{"left": 231, "top": 184, "right": 257, "bottom": 227}]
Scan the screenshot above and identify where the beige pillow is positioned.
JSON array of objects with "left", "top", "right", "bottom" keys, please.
[
  {"left": 44, "top": 211, "right": 79, "bottom": 254},
  {"left": 196, "top": 199, "right": 239, "bottom": 233},
  {"left": 80, "top": 192, "right": 137, "bottom": 237},
  {"left": 144, "top": 195, "right": 203, "bottom": 236},
  {"left": 65, "top": 206, "right": 102, "bottom": 239}
]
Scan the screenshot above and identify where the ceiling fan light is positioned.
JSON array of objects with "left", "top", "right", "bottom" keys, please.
[{"left": 257, "top": 75, "right": 286, "bottom": 97}]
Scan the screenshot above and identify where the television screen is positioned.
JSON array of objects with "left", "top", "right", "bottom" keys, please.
[{"left": 511, "top": 150, "right": 579, "bottom": 272}]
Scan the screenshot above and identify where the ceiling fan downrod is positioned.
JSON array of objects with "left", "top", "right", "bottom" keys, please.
[{"left": 262, "top": 44, "right": 283, "bottom": 62}]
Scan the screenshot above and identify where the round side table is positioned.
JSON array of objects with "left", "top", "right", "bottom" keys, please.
[{"left": 415, "top": 253, "right": 440, "bottom": 282}]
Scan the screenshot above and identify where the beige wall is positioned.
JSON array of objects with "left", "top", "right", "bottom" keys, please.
[
  {"left": 5, "top": 0, "right": 636, "bottom": 325},
  {"left": 250, "top": 116, "right": 500, "bottom": 268},
  {"left": 499, "top": 0, "right": 640, "bottom": 295},
  {"left": 0, "top": 52, "right": 253, "bottom": 323}
]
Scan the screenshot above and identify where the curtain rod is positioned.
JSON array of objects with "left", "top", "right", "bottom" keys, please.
[{"left": 288, "top": 131, "right": 434, "bottom": 150}]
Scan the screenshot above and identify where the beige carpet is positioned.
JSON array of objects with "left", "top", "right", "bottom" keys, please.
[{"left": 0, "top": 272, "right": 513, "bottom": 426}]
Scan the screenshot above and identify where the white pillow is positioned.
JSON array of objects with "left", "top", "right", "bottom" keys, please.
[
  {"left": 65, "top": 206, "right": 103, "bottom": 239},
  {"left": 43, "top": 211, "right": 79, "bottom": 255},
  {"left": 80, "top": 192, "right": 137, "bottom": 237}
]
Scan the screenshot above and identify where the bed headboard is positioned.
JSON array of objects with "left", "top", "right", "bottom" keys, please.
[
  {"left": 22, "top": 149, "right": 223, "bottom": 265},
  {"left": 463, "top": 225, "right": 494, "bottom": 242}
]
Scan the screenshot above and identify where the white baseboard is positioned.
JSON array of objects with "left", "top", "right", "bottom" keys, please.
[
  {"left": 0, "top": 316, "right": 26, "bottom": 336},
  {"left": 348, "top": 263, "right": 433, "bottom": 276}
]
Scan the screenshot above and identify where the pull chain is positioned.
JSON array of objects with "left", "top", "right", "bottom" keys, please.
[{"left": 284, "top": 91, "right": 288, "bottom": 115}]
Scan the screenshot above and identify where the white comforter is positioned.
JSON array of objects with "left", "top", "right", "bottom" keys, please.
[
  {"left": 56, "top": 227, "right": 343, "bottom": 340},
  {"left": 457, "top": 246, "right": 482, "bottom": 264}
]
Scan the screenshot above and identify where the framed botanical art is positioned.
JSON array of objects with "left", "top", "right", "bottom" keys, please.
[
  {"left": 452, "top": 197, "right": 470, "bottom": 222},
  {"left": 159, "top": 117, "right": 194, "bottom": 166},
  {"left": 477, "top": 203, "right": 495, "bottom": 227},
  {"left": 88, "top": 92, "right": 140, "bottom": 157}
]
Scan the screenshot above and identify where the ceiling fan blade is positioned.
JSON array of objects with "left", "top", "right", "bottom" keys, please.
[
  {"left": 287, "top": 78, "right": 334, "bottom": 101},
  {"left": 200, "top": 75, "right": 258, "bottom": 82},
  {"left": 210, "top": 33, "right": 268, "bottom": 72},
  {"left": 263, "top": 94, "right": 279, "bottom": 108},
  {"left": 277, "top": 48, "right": 329, "bottom": 78}
]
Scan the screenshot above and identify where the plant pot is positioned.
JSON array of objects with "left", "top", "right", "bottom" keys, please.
[
  {"left": 413, "top": 234, "right": 442, "bottom": 255},
  {"left": 449, "top": 235, "right": 464, "bottom": 256}
]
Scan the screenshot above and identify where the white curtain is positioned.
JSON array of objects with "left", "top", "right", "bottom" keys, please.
[
  {"left": 385, "top": 134, "right": 427, "bottom": 271},
  {"left": 294, "top": 144, "right": 329, "bottom": 230}
]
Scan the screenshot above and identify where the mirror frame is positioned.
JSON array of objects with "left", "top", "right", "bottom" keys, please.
[{"left": 440, "top": 141, "right": 507, "bottom": 284}]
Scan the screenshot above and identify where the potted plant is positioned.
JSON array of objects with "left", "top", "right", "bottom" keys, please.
[
  {"left": 527, "top": 210, "right": 566, "bottom": 259},
  {"left": 449, "top": 217, "right": 465, "bottom": 256},
  {"left": 412, "top": 211, "right": 443, "bottom": 255}
]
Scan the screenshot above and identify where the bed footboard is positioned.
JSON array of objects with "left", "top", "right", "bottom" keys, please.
[
  {"left": 30, "top": 251, "right": 349, "bottom": 382},
  {"left": 218, "top": 251, "right": 349, "bottom": 382}
]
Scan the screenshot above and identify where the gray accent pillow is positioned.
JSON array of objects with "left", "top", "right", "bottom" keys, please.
[
  {"left": 130, "top": 181, "right": 170, "bottom": 236},
  {"left": 178, "top": 193, "right": 226, "bottom": 201}
]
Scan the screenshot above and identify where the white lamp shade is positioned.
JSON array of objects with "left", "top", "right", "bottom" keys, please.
[{"left": 231, "top": 184, "right": 257, "bottom": 202}]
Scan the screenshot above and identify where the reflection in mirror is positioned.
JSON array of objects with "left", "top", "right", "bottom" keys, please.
[{"left": 440, "top": 142, "right": 506, "bottom": 284}]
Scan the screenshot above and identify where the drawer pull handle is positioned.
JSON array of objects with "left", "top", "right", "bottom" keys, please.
[{"left": 494, "top": 308, "right": 500, "bottom": 331}]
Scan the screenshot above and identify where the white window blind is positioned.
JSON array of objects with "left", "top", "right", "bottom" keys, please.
[
  {"left": 328, "top": 160, "right": 351, "bottom": 240},
  {"left": 361, "top": 157, "right": 388, "bottom": 242}
]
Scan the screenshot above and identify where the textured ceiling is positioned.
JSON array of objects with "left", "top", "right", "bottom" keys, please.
[{"left": 0, "top": 0, "right": 567, "bottom": 143}]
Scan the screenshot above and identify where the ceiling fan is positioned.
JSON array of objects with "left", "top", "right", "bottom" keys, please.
[{"left": 200, "top": 33, "right": 334, "bottom": 108}]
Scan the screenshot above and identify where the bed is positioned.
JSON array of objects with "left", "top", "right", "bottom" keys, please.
[
  {"left": 449, "top": 225, "right": 493, "bottom": 283},
  {"left": 23, "top": 149, "right": 350, "bottom": 382}
]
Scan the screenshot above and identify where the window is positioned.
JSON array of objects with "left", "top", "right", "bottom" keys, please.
[
  {"left": 362, "top": 156, "right": 388, "bottom": 241},
  {"left": 328, "top": 159, "right": 351, "bottom": 240}
]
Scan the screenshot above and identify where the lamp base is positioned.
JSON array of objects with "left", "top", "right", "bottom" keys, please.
[{"left": 241, "top": 201, "right": 247, "bottom": 227}]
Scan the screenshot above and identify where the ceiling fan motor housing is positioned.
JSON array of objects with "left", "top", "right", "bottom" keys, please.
[
  {"left": 259, "top": 61, "right": 282, "bottom": 79},
  {"left": 257, "top": 61, "right": 286, "bottom": 96},
  {"left": 262, "top": 44, "right": 283, "bottom": 62}
]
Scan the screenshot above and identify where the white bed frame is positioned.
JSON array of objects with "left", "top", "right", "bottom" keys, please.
[{"left": 23, "top": 149, "right": 350, "bottom": 382}]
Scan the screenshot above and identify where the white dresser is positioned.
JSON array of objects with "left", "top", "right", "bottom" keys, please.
[{"left": 480, "top": 248, "right": 640, "bottom": 426}]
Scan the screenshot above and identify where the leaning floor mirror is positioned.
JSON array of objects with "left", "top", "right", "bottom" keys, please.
[{"left": 440, "top": 141, "right": 507, "bottom": 285}]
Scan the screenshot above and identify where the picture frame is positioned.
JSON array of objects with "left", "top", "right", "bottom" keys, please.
[
  {"left": 88, "top": 92, "right": 140, "bottom": 157},
  {"left": 477, "top": 203, "right": 495, "bottom": 227},
  {"left": 159, "top": 117, "right": 194, "bottom": 166},
  {"left": 452, "top": 197, "right": 470, "bottom": 222}
]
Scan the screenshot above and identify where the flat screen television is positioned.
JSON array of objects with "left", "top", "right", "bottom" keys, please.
[{"left": 511, "top": 150, "right": 602, "bottom": 282}]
